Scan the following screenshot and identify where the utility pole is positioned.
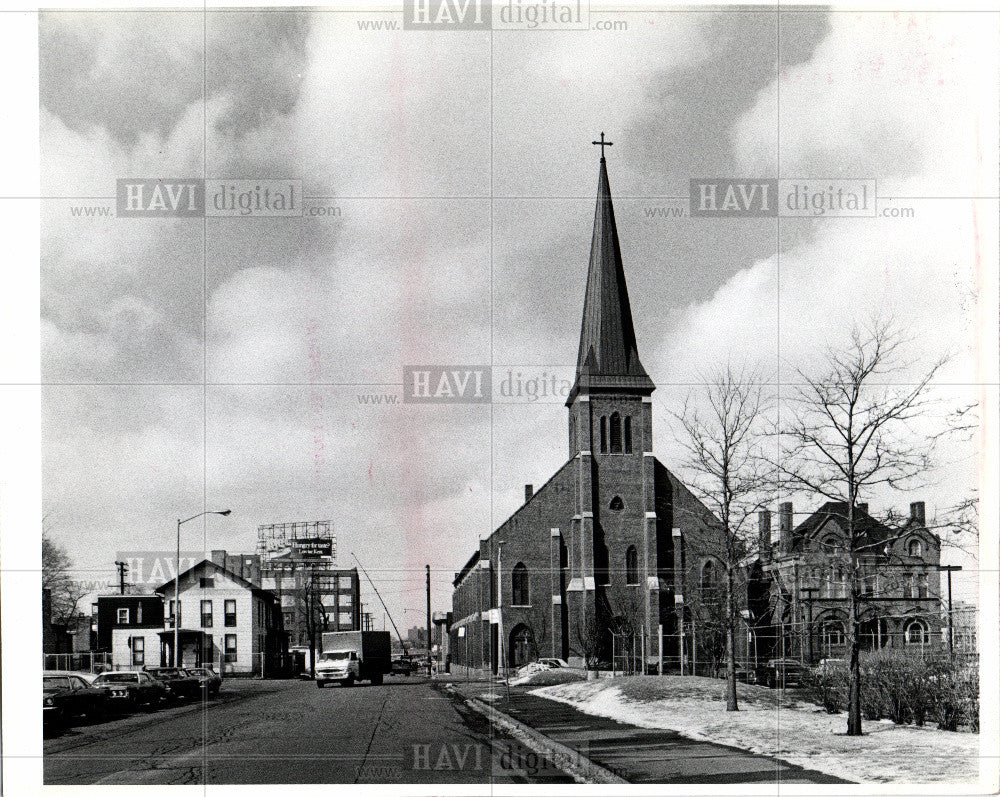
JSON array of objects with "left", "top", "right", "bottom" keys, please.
[
  {"left": 115, "top": 561, "right": 128, "bottom": 595},
  {"left": 425, "top": 565, "right": 432, "bottom": 676},
  {"left": 940, "top": 565, "right": 962, "bottom": 655}
]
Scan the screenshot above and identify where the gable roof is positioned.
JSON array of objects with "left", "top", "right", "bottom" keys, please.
[
  {"left": 154, "top": 558, "right": 276, "bottom": 601},
  {"left": 793, "top": 502, "right": 891, "bottom": 552}
]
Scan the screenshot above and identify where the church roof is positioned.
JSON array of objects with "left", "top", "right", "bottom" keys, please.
[{"left": 569, "top": 154, "right": 655, "bottom": 404}]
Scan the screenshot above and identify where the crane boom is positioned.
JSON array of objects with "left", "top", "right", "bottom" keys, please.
[{"left": 352, "top": 553, "right": 408, "bottom": 656}]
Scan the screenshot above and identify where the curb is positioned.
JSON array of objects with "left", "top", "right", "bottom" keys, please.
[{"left": 443, "top": 684, "right": 628, "bottom": 785}]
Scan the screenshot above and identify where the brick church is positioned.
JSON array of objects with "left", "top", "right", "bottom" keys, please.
[{"left": 449, "top": 147, "right": 725, "bottom": 674}]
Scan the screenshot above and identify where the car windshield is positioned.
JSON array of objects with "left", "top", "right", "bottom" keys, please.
[
  {"left": 321, "top": 652, "right": 351, "bottom": 661},
  {"left": 96, "top": 673, "right": 137, "bottom": 683}
]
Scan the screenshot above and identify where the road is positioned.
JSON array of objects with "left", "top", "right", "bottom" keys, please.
[{"left": 44, "top": 676, "right": 573, "bottom": 785}]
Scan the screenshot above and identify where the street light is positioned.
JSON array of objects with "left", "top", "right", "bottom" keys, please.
[{"left": 174, "top": 510, "right": 231, "bottom": 666}]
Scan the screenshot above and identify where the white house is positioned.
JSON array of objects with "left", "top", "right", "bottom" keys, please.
[{"left": 156, "top": 559, "right": 284, "bottom": 676}]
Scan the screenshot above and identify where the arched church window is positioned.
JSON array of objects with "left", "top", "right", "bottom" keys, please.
[
  {"left": 908, "top": 539, "right": 922, "bottom": 557},
  {"left": 625, "top": 546, "right": 639, "bottom": 585},
  {"left": 609, "top": 495, "right": 624, "bottom": 511},
  {"left": 599, "top": 416, "right": 607, "bottom": 453},
  {"left": 610, "top": 413, "right": 622, "bottom": 453},
  {"left": 511, "top": 563, "right": 529, "bottom": 606},
  {"left": 700, "top": 559, "right": 719, "bottom": 605},
  {"left": 624, "top": 416, "right": 633, "bottom": 453}
]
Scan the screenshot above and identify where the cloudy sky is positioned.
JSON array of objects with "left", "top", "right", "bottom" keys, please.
[{"left": 39, "top": 7, "right": 998, "bottom": 618}]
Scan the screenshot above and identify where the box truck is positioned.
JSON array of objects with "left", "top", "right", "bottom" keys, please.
[{"left": 316, "top": 631, "right": 391, "bottom": 687}]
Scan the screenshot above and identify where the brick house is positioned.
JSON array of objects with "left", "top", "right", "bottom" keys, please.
[
  {"left": 449, "top": 151, "right": 723, "bottom": 675},
  {"left": 745, "top": 500, "right": 943, "bottom": 665}
]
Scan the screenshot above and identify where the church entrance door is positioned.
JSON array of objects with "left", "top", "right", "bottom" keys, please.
[{"left": 509, "top": 625, "right": 534, "bottom": 668}]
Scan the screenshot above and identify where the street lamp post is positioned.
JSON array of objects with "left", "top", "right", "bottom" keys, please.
[{"left": 174, "top": 510, "right": 231, "bottom": 666}]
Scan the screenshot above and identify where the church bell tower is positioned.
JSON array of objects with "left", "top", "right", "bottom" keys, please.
[{"left": 564, "top": 136, "right": 658, "bottom": 658}]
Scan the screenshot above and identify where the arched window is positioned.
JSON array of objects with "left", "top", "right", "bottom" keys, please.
[
  {"left": 904, "top": 618, "right": 930, "bottom": 645},
  {"left": 822, "top": 620, "right": 846, "bottom": 651},
  {"left": 599, "top": 416, "right": 607, "bottom": 453},
  {"left": 609, "top": 495, "right": 624, "bottom": 511},
  {"left": 624, "top": 416, "right": 633, "bottom": 453},
  {"left": 625, "top": 546, "right": 639, "bottom": 585},
  {"left": 511, "top": 563, "right": 529, "bottom": 606},
  {"left": 609, "top": 413, "right": 622, "bottom": 453},
  {"left": 908, "top": 539, "right": 922, "bottom": 557},
  {"left": 822, "top": 535, "right": 841, "bottom": 555},
  {"left": 700, "top": 559, "right": 719, "bottom": 604}
]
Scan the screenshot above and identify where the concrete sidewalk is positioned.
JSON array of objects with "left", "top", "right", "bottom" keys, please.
[{"left": 448, "top": 682, "right": 853, "bottom": 785}]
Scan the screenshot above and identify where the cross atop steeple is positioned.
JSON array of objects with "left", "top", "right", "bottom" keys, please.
[
  {"left": 591, "top": 131, "right": 613, "bottom": 160},
  {"left": 567, "top": 146, "right": 654, "bottom": 407}
]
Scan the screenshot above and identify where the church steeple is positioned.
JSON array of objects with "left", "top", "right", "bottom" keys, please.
[{"left": 567, "top": 141, "right": 655, "bottom": 406}]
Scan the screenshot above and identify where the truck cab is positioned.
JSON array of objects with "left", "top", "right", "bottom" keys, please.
[{"left": 315, "top": 650, "right": 359, "bottom": 687}]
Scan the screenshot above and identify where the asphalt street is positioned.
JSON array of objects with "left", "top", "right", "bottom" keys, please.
[{"left": 43, "top": 675, "right": 574, "bottom": 785}]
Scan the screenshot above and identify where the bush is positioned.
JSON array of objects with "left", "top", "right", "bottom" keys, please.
[{"left": 803, "top": 650, "right": 978, "bottom": 731}]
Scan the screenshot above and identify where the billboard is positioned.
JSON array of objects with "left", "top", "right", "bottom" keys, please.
[
  {"left": 291, "top": 537, "right": 333, "bottom": 559},
  {"left": 258, "top": 520, "right": 336, "bottom": 563}
]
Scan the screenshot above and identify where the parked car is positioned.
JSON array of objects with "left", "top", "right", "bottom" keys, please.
[
  {"left": 184, "top": 667, "right": 223, "bottom": 697},
  {"left": 92, "top": 670, "right": 167, "bottom": 711},
  {"left": 713, "top": 662, "right": 749, "bottom": 682},
  {"left": 43, "top": 673, "right": 108, "bottom": 726},
  {"left": 390, "top": 656, "right": 416, "bottom": 676},
  {"left": 143, "top": 667, "right": 203, "bottom": 701},
  {"left": 812, "top": 658, "right": 846, "bottom": 676},
  {"left": 748, "top": 658, "right": 810, "bottom": 688}
]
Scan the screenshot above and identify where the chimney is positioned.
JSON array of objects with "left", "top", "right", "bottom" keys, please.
[
  {"left": 779, "top": 502, "right": 793, "bottom": 554},
  {"left": 910, "top": 501, "right": 926, "bottom": 526},
  {"left": 524, "top": 484, "right": 534, "bottom": 503},
  {"left": 857, "top": 502, "right": 868, "bottom": 515},
  {"left": 758, "top": 509, "right": 772, "bottom": 562},
  {"left": 211, "top": 550, "right": 227, "bottom": 567}
]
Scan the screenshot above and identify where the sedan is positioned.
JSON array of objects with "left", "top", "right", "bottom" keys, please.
[
  {"left": 92, "top": 670, "right": 166, "bottom": 711},
  {"left": 43, "top": 673, "right": 108, "bottom": 726},
  {"left": 184, "top": 667, "right": 222, "bottom": 697},
  {"left": 713, "top": 663, "right": 750, "bottom": 682},
  {"left": 391, "top": 656, "right": 417, "bottom": 676},
  {"left": 748, "top": 659, "right": 809, "bottom": 689},
  {"left": 144, "top": 667, "right": 203, "bottom": 701}
]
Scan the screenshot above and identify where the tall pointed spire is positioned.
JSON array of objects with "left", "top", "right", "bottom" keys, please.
[{"left": 568, "top": 146, "right": 654, "bottom": 405}]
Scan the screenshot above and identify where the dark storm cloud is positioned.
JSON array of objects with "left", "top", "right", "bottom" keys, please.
[
  {"left": 206, "top": 12, "right": 311, "bottom": 137},
  {"left": 40, "top": 12, "right": 312, "bottom": 147},
  {"left": 631, "top": 11, "right": 830, "bottom": 194},
  {"left": 40, "top": 12, "right": 204, "bottom": 146}
]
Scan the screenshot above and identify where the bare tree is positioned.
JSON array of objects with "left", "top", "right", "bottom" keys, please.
[
  {"left": 574, "top": 614, "right": 607, "bottom": 672},
  {"left": 674, "top": 365, "right": 773, "bottom": 711},
  {"left": 299, "top": 570, "right": 329, "bottom": 677},
  {"left": 775, "top": 321, "right": 962, "bottom": 735},
  {"left": 42, "top": 528, "right": 86, "bottom": 627}
]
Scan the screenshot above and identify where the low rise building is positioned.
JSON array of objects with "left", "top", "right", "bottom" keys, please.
[{"left": 155, "top": 559, "right": 285, "bottom": 676}]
